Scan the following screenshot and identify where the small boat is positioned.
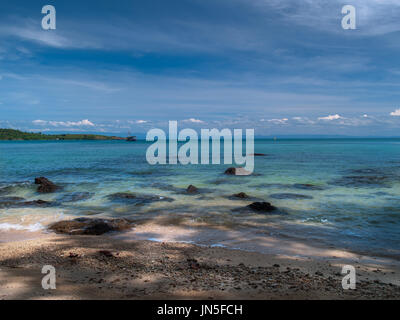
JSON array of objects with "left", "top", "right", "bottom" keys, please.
[{"left": 126, "top": 136, "right": 137, "bottom": 142}]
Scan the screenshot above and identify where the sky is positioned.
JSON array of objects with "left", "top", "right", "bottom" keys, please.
[{"left": 1, "top": 0, "right": 400, "bottom": 136}]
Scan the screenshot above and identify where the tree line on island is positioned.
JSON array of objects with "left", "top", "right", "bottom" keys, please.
[{"left": 0, "top": 129, "right": 131, "bottom": 141}]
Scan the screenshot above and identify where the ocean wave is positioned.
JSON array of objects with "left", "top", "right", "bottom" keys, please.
[{"left": 0, "top": 222, "right": 44, "bottom": 232}]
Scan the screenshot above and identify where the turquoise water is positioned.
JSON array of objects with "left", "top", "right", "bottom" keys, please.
[{"left": 1, "top": 139, "right": 399, "bottom": 257}]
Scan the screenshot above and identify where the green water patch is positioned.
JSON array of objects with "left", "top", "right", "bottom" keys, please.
[{"left": 107, "top": 192, "right": 175, "bottom": 206}]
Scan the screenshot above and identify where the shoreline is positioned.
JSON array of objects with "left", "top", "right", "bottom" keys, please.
[
  {"left": 0, "top": 226, "right": 399, "bottom": 300},
  {"left": 2, "top": 219, "right": 400, "bottom": 263}
]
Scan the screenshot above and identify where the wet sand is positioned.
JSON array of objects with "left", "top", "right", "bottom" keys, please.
[{"left": 0, "top": 226, "right": 399, "bottom": 300}]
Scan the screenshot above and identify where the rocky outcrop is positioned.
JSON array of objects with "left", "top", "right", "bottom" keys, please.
[
  {"left": 247, "top": 202, "right": 276, "bottom": 212},
  {"left": 232, "top": 192, "right": 249, "bottom": 199},
  {"left": 186, "top": 185, "right": 198, "bottom": 193},
  {"left": 34, "top": 177, "right": 59, "bottom": 193},
  {"left": 21, "top": 199, "right": 53, "bottom": 206},
  {"left": 224, "top": 167, "right": 251, "bottom": 176},
  {"left": 107, "top": 192, "right": 174, "bottom": 205},
  {"left": 0, "top": 196, "right": 25, "bottom": 208},
  {"left": 48, "top": 217, "right": 134, "bottom": 235},
  {"left": 0, "top": 197, "right": 53, "bottom": 208}
]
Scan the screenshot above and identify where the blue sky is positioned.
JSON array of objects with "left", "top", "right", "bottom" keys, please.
[{"left": 1, "top": 0, "right": 400, "bottom": 136}]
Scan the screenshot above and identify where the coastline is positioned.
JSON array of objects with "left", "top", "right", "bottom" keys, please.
[
  {"left": 1, "top": 225, "right": 399, "bottom": 300},
  {"left": 2, "top": 138, "right": 400, "bottom": 299}
]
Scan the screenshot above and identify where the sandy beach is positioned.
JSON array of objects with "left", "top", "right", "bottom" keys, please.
[{"left": 1, "top": 223, "right": 399, "bottom": 300}]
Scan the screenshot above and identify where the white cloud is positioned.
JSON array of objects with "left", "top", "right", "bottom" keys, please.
[
  {"left": 136, "top": 120, "right": 147, "bottom": 124},
  {"left": 32, "top": 120, "right": 47, "bottom": 125},
  {"left": 390, "top": 109, "right": 400, "bottom": 116},
  {"left": 292, "top": 116, "right": 315, "bottom": 124},
  {"left": 0, "top": 18, "right": 100, "bottom": 49},
  {"left": 183, "top": 118, "right": 205, "bottom": 123},
  {"left": 252, "top": 0, "right": 400, "bottom": 36},
  {"left": 265, "top": 118, "right": 289, "bottom": 124},
  {"left": 32, "top": 119, "right": 95, "bottom": 127},
  {"left": 318, "top": 114, "right": 342, "bottom": 121},
  {"left": 76, "top": 119, "right": 94, "bottom": 126}
]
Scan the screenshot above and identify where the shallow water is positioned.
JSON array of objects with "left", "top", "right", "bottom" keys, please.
[{"left": 0, "top": 139, "right": 399, "bottom": 258}]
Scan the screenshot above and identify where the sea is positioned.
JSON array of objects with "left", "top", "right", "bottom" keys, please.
[{"left": 0, "top": 139, "right": 399, "bottom": 258}]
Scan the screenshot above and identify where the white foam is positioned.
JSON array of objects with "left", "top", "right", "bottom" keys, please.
[
  {"left": 0, "top": 222, "right": 44, "bottom": 232},
  {"left": 210, "top": 243, "right": 227, "bottom": 248}
]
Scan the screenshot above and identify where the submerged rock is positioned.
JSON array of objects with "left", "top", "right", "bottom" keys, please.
[
  {"left": 348, "top": 168, "right": 385, "bottom": 175},
  {"left": 292, "top": 184, "right": 325, "bottom": 191},
  {"left": 0, "top": 196, "right": 25, "bottom": 202},
  {"left": 107, "top": 192, "right": 174, "bottom": 205},
  {"left": 0, "top": 196, "right": 25, "bottom": 208},
  {"left": 270, "top": 193, "right": 313, "bottom": 200},
  {"left": 247, "top": 202, "right": 277, "bottom": 212},
  {"left": 21, "top": 199, "right": 53, "bottom": 206},
  {"left": 186, "top": 185, "right": 198, "bottom": 193},
  {"left": 48, "top": 217, "right": 134, "bottom": 235},
  {"left": 232, "top": 192, "right": 249, "bottom": 199},
  {"left": 228, "top": 192, "right": 261, "bottom": 202},
  {"left": 224, "top": 167, "right": 251, "bottom": 176},
  {"left": 58, "top": 192, "right": 93, "bottom": 203},
  {"left": 34, "top": 177, "right": 60, "bottom": 193},
  {"left": 330, "top": 175, "right": 389, "bottom": 188},
  {"left": 0, "top": 197, "right": 53, "bottom": 208}
]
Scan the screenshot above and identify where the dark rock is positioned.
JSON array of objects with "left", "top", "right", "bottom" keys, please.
[
  {"left": 292, "top": 184, "right": 325, "bottom": 191},
  {"left": 147, "top": 183, "right": 181, "bottom": 192},
  {"left": 232, "top": 192, "right": 249, "bottom": 199},
  {"left": 0, "top": 196, "right": 25, "bottom": 207},
  {"left": 34, "top": 177, "right": 60, "bottom": 193},
  {"left": 270, "top": 193, "right": 313, "bottom": 200},
  {"left": 98, "top": 250, "right": 114, "bottom": 257},
  {"left": 107, "top": 192, "right": 174, "bottom": 205},
  {"left": 224, "top": 167, "right": 236, "bottom": 175},
  {"left": 3, "top": 196, "right": 26, "bottom": 201},
  {"left": 48, "top": 217, "right": 134, "bottom": 235},
  {"left": 84, "top": 221, "right": 114, "bottom": 235},
  {"left": 187, "top": 185, "right": 198, "bottom": 193},
  {"left": 187, "top": 258, "right": 200, "bottom": 270},
  {"left": 224, "top": 167, "right": 251, "bottom": 176},
  {"left": 247, "top": 202, "right": 276, "bottom": 212},
  {"left": 0, "top": 197, "right": 54, "bottom": 208},
  {"left": 21, "top": 199, "right": 53, "bottom": 206}
]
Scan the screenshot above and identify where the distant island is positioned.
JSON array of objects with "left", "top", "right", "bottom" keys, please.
[{"left": 0, "top": 129, "right": 126, "bottom": 141}]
